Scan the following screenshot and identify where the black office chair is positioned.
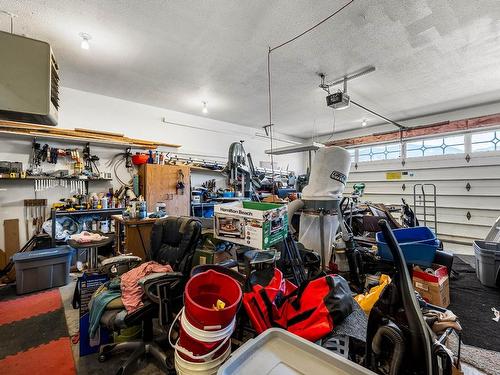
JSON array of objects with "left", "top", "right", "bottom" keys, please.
[{"left": 97, "top": 216, "right": 202, "bottom": 375}]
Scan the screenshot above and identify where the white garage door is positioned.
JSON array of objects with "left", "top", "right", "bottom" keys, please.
[{"left": 344, "top": 129, "right": 500, "bottom": 254}]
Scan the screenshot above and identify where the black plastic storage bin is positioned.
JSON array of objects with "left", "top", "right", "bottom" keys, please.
[{"left": 12, "top": 246, "right": 72, "bottom": 294}]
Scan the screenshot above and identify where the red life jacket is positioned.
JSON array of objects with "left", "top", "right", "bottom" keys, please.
[
  {"left": 242, "top": 269, "right": 296, "bottom": 334},
  {"left": 243, "top": 269, "right": 353, "bottom": 342}
]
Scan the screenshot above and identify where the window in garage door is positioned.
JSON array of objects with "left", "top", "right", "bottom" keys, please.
[
  {"left": 406, "top": 135, "right": 464, "bottom": 157},
  {"left": 471, "top": 130, "right": 500, "bottom": 153},
  {"left": 357, "top": 143, "right": 401, "bottom": 162}
]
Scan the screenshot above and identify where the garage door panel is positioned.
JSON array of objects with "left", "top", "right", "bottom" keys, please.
[
  {"left": 353, "top": 155, "right": 500, "bottom": 173},
  {"left": 435, "top": 209, "right": 498, "bottom": 227},
  {"left": 354, "top": 193, "right": 500, "bottom": 210},
  {"left": 346, "top": 180, "right": 500, "bottom": 196},
  {"left": 350, "top": 165, "right": 500, "bottom": 181},
  {"left": 438, "top": 222, "right": 489, "bottom": 239}
]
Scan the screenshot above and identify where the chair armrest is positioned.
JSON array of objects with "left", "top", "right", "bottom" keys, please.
[
  {"left": 139, "top": 272, "right": 183, "bottom": 303},
  {"left": 138, "top": 272, "right": 183, "bottom": 288},
  {"left": 101, "top": 255, "right": 142, "bottom": 266},
  {"left": 99, "top": 255, "right": 143, "bottom": 277}
]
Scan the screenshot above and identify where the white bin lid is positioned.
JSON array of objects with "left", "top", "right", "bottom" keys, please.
[
  {"left": 217, "top": 328, "right": 376, "bottom": 375},
  {"left": 12, "top": 246, "right": 72, "bottom": 262},
  {"left": 485, "top": 216, "right": 500, "bottom": 242}
]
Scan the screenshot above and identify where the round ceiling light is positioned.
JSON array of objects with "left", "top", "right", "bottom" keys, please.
[{"left": 79, "top": 32, "right": 92, "bottom": 50}]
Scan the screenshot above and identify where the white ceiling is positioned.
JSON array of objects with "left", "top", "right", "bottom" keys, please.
[{"left": 1, "top": 0, "right": 500, "bottom": 138}]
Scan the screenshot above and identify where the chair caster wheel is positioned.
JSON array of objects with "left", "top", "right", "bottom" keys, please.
[{"left": 98, "top": 354, "right": 107, "bottom": 363}]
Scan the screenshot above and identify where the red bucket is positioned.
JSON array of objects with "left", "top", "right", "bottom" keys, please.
[
  {"left": 184, "top": 269, "right": 242, "bottom": 330},
  {"left": 176, "top": 269, "right": 242, "bottom": 363}
]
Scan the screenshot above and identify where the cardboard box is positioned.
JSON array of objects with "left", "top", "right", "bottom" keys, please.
[
  {"left": 214, "top": 201, "right": 288, "bottom": 250},
  {"left": 413, "top": 264, "right": 450, "bottom": 308}
]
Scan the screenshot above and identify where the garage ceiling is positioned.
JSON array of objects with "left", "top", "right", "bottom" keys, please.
[{"left": 1, "top": 0, "right": 500, "bottom": 138}]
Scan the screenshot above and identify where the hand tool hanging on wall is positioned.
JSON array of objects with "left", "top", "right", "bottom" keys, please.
[
  {"left": 29, "top": 140, "right": 42, "bottom": 173},
  {"left": 24, "top": 199, "right": 47, "bottom": 236},
  {"left": 83, "top": 143, "right": 100, "bottom": 174},
  {"left": 175, "top": 169, "right": 185, "bottom": 195}
]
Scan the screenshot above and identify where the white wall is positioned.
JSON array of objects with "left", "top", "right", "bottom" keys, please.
[
  {"left": 59, "top": 87, "right": 305, "bottom": 173},
  {"left": 0, "top": 87, "right": 305, "bottom": 252}
]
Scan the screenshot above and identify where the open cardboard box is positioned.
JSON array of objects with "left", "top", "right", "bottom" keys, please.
[{"left": 413, "top": 263, "right": 450, "bottom": 308}]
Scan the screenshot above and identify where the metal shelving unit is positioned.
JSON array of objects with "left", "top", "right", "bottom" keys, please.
[
  {"left": 0, "top": 176, "right": 113, "bottom": 194},
  {"left": 50, "top": 207, "right": 123, "bottom": 246},
  {"left": 191, "top": 201, "right": 217, "bottom": 218}
]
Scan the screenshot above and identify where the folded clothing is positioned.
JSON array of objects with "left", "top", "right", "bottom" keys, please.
[
  {"left": 70, "top": 231, "right": 107, "bottom": 243},
  {"left": 424, "top": 309, "right": 462, "bottom": 334},
  {"left": 88, "top": 277, "right": 122, "bottom": 338}
]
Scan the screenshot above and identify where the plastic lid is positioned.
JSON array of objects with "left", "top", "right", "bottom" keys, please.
[
  {"left": 484, "top": 216, "right": 500, "bottom": 242},
  {"left": 12, "top": 246, "right": 72, "bottom": 262}
]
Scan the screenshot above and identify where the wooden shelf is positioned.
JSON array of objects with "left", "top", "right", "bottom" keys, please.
[
  {"left": 0, "top": 176, "right": 112, "bottom": 181},
  {"left": 0, "top": 120, "right": 181, "bottom": 149},
  {"left": 189, "top": 166, "right": 224, "bottom": 173},
  {"left": 53, "top": 208, "right": 124, "bottom": 217}
]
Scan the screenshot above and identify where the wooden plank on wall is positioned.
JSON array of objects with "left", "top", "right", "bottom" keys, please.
[
  {"left": 0, "top": 120, "right": 181, "bottom": 149},
  {"left": 74, "top": 128, "right": 125, "bottom": 137},
  {"left": 4, "top": 219, "right": 20, "bottom": 280},
  {"left": 327, "top": 113, "right": 500, "bottom": 147},
  {"left": 0, "top": 250, "right": 5, "bottom": 270},
  {"left": 4, "top": 219, "right": 20, "bottom": 258}
]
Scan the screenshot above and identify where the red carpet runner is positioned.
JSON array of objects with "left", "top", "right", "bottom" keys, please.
[{"left": 0, "top": 288, "right": 76, "bottom": 375}]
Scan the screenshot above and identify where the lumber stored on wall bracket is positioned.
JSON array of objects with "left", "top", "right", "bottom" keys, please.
[
  {"left": 326, "top": 113, "right": 500, "bottom": 148},
  {"left": 0, "top": 120, "right": 181, "bottom": 149}
]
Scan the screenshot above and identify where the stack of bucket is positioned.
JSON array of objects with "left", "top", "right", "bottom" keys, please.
[{"left": 171, "top": 270, "right": 242, "bottom": 374}]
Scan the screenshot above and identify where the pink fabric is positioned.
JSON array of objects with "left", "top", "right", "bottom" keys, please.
[
  {"left": 70, "top": 231, "right": 106, "bottom": 243},
  {"left": 121, "top": 261, "right": 173, "bottom": 313}
]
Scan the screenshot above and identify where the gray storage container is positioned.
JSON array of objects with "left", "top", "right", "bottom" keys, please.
[
  {"left": 473, "top": 240, "right": 500, "bottom": 288},
  {"left": 13, "top": 246, "right": 72, "bottom": 294},
  {"left": 217, "top": 328, "right": 375, "bottom": 375}
]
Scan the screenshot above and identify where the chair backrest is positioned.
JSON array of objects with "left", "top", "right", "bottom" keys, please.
[{"left": 149, "top": 216, "right": 202, "bottom": 274}]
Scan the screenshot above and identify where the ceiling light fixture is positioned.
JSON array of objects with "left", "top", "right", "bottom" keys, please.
[
  {"left": 202, "top": 101, "right": 208, "bottom": 114},
  {"left": 362, "top": 119, "right": 367, "bottom": 127},
  {"left": 79, "top": 32, "right": 91, "bottom": 50}
]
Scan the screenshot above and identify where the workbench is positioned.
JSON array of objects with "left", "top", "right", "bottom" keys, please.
[{"left": 112, "top": 215, "right": 158, "bottom": 259}]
